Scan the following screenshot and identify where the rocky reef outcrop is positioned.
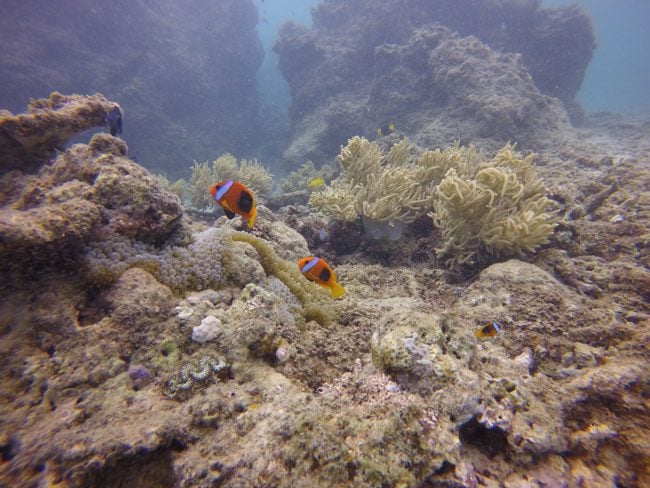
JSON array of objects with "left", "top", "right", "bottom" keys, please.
[
  {"left": 0, "top": 0, "right": 263, "bottom": 176},
  {"left": 275, "top": 0, "right": 594, "bottom": 168},
  {"left": 0, "top": 92, "right": 121, "bottom": 172}
]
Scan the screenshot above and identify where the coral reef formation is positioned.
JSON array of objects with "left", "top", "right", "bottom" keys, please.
[
  {"left": 0, "top": 92, "right": 121, "bottom": 171},
  {"left": 0, "top": 131, "right": 183, "bottom": 265},
  {"left": 275, "top": 1, "right": 590, "bottom": 168},
  {"left": 0, "top": 0, "right": 264, "bottom": 176},
  {"left": 1, "top": 97, "right": 649, "bottom": 486}
]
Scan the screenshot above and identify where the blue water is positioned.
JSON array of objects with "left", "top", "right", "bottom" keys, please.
[
  {"left": 544, "top": 0, "right": 650, "bottom": 114},
  {"left": 255, "top": 0, "right": 650, "bottom": 115},
  {"left": 254, "top": 0, "right": 318, "bottom": 115}
]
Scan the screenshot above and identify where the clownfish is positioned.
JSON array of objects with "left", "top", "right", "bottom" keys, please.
[
  {"left": 209, "top": 180, "right": 257, "bottom": 228},
  {"left": 297, "top": 256, "right": 346, "bottom": 299},
  {"left": 475, "top": 322, "right": 501, "bottom": 339}
]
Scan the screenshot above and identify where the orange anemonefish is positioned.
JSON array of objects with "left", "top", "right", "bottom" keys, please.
[
  {"left": 475, "top": 322, "right": 501, "bottom": 339},
  {"left": 297, "top": 256, "right": 346, "bottom": 299},
  {"left": 209, "top": 180, "right": 257, "bottom": 228}
]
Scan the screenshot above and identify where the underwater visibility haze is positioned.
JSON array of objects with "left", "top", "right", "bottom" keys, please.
[{"left": 0, "top": 1, "right": 649, "bottom": 486}]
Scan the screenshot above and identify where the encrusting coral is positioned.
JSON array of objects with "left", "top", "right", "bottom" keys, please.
[
  {"left": 0, "top": 92, "right": 122, "bottom": 171},
  {"left": 0, "top": 132, "right": 184, "bottom": 265},
  {"left": 84, "top": 227, "right": 228, "bottom": 293},
  {"left": 188, "top": 153, "right": 273, "bottom": 210},
  {"left": 432, "top": 144, "right": 557, "bottom": 268}
]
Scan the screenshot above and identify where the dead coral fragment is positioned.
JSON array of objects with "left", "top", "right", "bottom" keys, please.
[
  {"left": 432, "top": 144, "right": 557, "bottom": 268},
  {"left": 0, "top": 92, "right": 122, "bottom": 171}
]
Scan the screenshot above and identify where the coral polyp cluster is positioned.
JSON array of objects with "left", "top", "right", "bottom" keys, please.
[{"left": 84, "top": 228, "right": 228, "bottom": 293}]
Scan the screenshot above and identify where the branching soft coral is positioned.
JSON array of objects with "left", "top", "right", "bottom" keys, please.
[
  {"left": 310, "top": 136, "right": 438, "bottom": 239},
  {"left": 311, "top": 137, "right": 555, "bottom": 265},
  {"left": 432, "top": 145, "right": 557, "bottom": 268}
]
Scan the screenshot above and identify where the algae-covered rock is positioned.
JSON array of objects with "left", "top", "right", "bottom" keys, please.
[
  {"left": 370, "top": 307, "right": 472, "bottom": 396},
  {"left": 0, "top": 132, "right": 185, "bottom": 266},
  {"left": 0, "top": 92, "right": 122, "bottom": 171}
]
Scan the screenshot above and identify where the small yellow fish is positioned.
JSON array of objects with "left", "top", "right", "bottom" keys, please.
[
  {"left": 475, "top": 322, "right": 501, "bottom": 339},
  {"left": 308, "top": 176, "right": 325, "bottom": 189},
  {"left": 377, "top": 123, "right": 396, "bottom": 138}
]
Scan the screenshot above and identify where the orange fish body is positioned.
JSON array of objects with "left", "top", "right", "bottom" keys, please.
[
  {"left": 298, "top": 256, "right": 346, "bottom": 299},
  {"left": 475, "top": 322, "right": 501, "bottom": 339},
  {"left": 209, "top": 180, "right": 257, "bottom": 228}
]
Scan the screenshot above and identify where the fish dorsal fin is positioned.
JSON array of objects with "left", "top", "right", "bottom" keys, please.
[{"left": 215, "top": 180, "right": 234, "bottom": 201}]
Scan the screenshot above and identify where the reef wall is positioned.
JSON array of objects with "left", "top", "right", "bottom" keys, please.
[
  {"left": 0, "top": 0, "right": 263, "bottom": 178},
  {"left": 275, "top": 0, "right": 595, "bottom": 168}
]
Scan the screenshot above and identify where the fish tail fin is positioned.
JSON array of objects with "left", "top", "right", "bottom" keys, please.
[
  {"left": 474, "top": 330, "right": 485, "bottom": 339},
  {"left": 330, "top": 282, "right": 346, "bottom": 299},
  {"left": 247, "top": 208, "right": 257, "bottom": 228}
]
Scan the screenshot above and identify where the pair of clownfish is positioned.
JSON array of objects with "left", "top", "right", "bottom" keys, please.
[{"left": 209, "top": 180, "right": 346, "bottom": 299}]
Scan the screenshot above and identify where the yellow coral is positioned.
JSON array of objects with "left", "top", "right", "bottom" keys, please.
[
  {"left": 154, "top": 174, "right": 186, "bottom": 200},
  {"left": 309, "top": 179, "right": 363, "bottom": 222},
  {"left": 311, "top": 137, "right": 555, "bottom": 255},
  {"left": 311, "top": 137, "right": 444, "bottom": 236},
  {"left": 212, "top": 153, "right": 239, "bottom": 182},
  {"left": 188, "top": 161, "right": 214, "bottom": 209},
  {"left": 280, "top": 161, "right": 335, "bottom": 193},
  {"left": 237, "top": 158, "right": 273, "bottom": 197}
]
